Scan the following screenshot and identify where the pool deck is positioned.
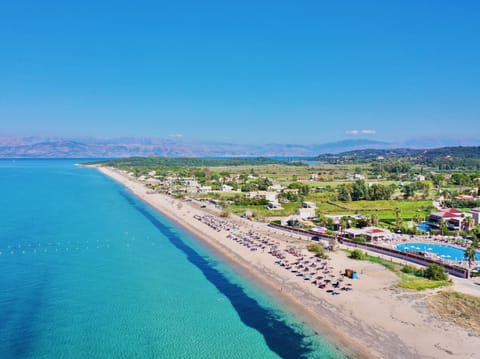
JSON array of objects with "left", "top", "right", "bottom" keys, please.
[{"left": 375, "top": 237, "right": 479, "bottom": 268}]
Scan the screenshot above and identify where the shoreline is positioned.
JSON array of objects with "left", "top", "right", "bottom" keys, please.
[
  {"left": 97, "top": 166, "right": 373, "bottom": 359},
  {"left": 95, "top": 165, "right": 480, "bottom": 359}
]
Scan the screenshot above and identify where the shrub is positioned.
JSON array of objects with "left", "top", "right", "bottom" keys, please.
[
  {"left": 349, "top": 249, "right": 366, "bottom": 260},
  {"left": 307, "top": 243, "right": 328, "bottom": 259},
  {"left": 401, "top": 265, "right": 417, "bottom": 275},
  {"left": 402, "top": 265, "right": 426, "bottom": 277},
  {"left": 220, "top": 209, "right": 231, "bottom": 218},
  {"left": 352, "top": 236, "right": 367, "bottom": 243},
  {"left": 415, "top": 268, "right": 425, "bottom": 277},
  {"left": 424, "top": 263, "right": 448, "bottom": 281},
  {"left": 307, "top": 244, "right": 322, "bottom": 253}
]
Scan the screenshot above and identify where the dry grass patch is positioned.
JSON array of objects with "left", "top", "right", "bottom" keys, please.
[{"left": 429, "top": 291, "right": 480, "bottom": 334}]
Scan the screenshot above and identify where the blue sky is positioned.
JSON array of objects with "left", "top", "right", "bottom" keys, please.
[{"left": 0, "top": 1, "right": 479, "bottom": 144}]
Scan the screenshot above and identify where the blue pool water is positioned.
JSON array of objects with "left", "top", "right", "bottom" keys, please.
[
  {"left": 0, "top": 159, "right": 347, "bottom": 359},
  {"left": 396, "top": 242, "right": 480, "bottom": 262},
  {"left": 417, "top": 223, "right": 431, "bottom": 231}
]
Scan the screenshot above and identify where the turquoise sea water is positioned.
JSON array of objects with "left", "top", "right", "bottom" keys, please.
[{"left": 0, "top": 159, "right": 348, "bottom": 359}]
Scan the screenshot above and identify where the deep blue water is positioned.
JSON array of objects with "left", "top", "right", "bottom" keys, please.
[{"left": 0, "top": 159, "right": 347, "bottom": 358}]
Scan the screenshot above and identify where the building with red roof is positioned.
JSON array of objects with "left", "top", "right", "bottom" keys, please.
[{"left": 428, "top": 208, "right": 470, "bottom": 231}]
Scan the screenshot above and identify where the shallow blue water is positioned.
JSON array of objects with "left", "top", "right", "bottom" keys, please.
[
  {"left": 0, "top": 159, "right": 347, "bottom": 359},
  {"left": 417, "top": 223, "right": 430, "bottom": 232},
  {"left": 396, "top": 242, "right": 480, "bottom": 262}
]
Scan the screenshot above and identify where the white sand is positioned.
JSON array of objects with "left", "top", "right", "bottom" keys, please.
[{"left": 97, "top": 166, "right": 480, "bottom": 359}]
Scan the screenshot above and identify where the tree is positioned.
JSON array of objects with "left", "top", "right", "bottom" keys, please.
[
  {"left": 257, "top": 177, "right": 273, "bottom": 190},
  {"left": 421, "top": 180, "right": 433, "bottom": 196},
  {"left": 393, "top": 207, "right": 401, "bottom": 219},
  {"left": 352, "top": 180, "right": 369, "bottom": 201},
  {"left": 463, "top": 216, "right": 474, "bottom": 232},
  {"left": 432, "top": 174, "right": 445, "bottom": 188},
  {"left": 439, "top": 220, "right": 448, "bottom": 236},
  {"left": 317, "top": 215, "right": 329, "bottom": 227},
  {"left": 402, "top": 184, "right": 416, "bottom": 199},
  {"left": 464, "top": 239, "right": 479, "bottom": 267},
  {"left": 339, "top": 216, "right": 349, "bottom": 232},
  {"left": 393, "top": 207, "right": 402, "bottom": 229},
  {"left": 370, "top": 183, "right": 394, "bottom": 200},
  {"left": 413, "top": 211, "right": 422, "bottom": 224},
  {"left": 337, "top": 183, "right": 353, "bottom": 202}
]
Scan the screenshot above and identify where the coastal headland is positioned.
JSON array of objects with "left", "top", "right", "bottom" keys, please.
[{"left": 96, "top": 165, "right": 480, "bottom": 359}]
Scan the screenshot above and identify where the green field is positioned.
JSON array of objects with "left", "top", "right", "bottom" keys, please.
[
  {"left": 230, "top": 201, "right": 301, "bottom": 218},
  {"left": 323, "top": 200, "right": 433, "bottom": 220}
]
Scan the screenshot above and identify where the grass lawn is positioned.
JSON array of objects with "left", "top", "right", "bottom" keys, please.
[
  {"left": 322, "top": 200, "right": 433, "bottom": 220},
  {"left": 229, "top": 201, "right": 300, "bottom": 217},
  {"left": 398, "top": 274, "right": 451, "bottom": 290}
]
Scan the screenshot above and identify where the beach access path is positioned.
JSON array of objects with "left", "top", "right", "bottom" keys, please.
[{"left": 97, "top": 166, "right": 480, "bottom": 359}]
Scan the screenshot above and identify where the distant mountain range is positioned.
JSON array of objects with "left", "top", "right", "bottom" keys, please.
[{"left": 0, "top": 135, "right": 478, "bottom": 158}]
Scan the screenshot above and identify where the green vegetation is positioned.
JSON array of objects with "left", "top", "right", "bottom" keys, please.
[
  {"left": 430, "top": 291, "right": 480, "bottom": 334},
  {"left": 315, "top": 146, "right": 480, "bottom": 171},
  {"left": 337, "top": 180, "right": 395, "bottom": 201},
  {"left": 349, "top": 249, "right": 366, "bottom": 260},
  {"left": 464, "top": 239, "right": 479, "bottom": 267},
  {"left": 351, "top": 236, "right": 367, "bottom": 243},
  {"left": 398, "top": 275, "right": 451, "bottom": 290},
  {"left": 95, "top": 156, "right": 303, "bottom": 168},
  {"left": 423, "top": 263, "right": 448, "bottom": 281},
  {"left": 307, "top": 243, "right": 329, "bottom": 259},
  {"left": 401, "top": 264, "right": 425, "bottom": 277},
  {"left": 102, "top": 148, "right": 480, "bottom": 238},
  {"left": 220, "top": 208, "right": 231, "bottom": 218},
  {"left": 230, "top": 202, "right": 300, "bottom": 217},
  {"left": 343, "top": 249, "right": 451, "bottom": 290},
  {"left": 360, "top": 252, "right": 397, "bottom": 272}
]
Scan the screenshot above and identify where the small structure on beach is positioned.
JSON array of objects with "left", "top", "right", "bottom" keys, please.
[{"left": 345, "top": 269, "right": 358, "bottom": 279}]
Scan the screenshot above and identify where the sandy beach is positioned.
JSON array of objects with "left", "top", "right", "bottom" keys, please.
[{"left": 97, "top": 166, "right": 480, "bottom": 359}]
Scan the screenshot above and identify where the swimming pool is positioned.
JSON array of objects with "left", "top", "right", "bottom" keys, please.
[
  {"left": 395, "top": 243, "right": 480, "bottom": 262},
  {"left": 417, "top": 223, "right": 431, "bottom": 231}
]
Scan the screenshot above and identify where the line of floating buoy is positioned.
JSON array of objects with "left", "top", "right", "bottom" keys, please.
[{"left": 0, "top": 233, "right": 162, "bottom": 258}]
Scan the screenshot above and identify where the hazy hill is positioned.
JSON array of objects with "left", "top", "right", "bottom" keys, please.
[
  {"left": 0, "top": 137, "right": 391, "bottom": 158},
  {"left": 1, "top": 135, "right": 479, "bottom": 159}
]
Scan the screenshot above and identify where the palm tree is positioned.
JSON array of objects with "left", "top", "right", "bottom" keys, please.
[
  {"left": 339, "top": 216, "right": 349, "bottom": 233},
  {"left": 439, "top": 220, "right": 448, "bottom": 236},
  {"left": 393, "top": 207, "right": 401, "bottom": 219},
  {"left": 463, "top": 216, "right": 473, "bottom": 232},
  {"left": 319, "top": 215, "right": 328, "bottom": 227},
  {"left": 414, "top": 211, "right": 422, "bottom": 224},
  {"left": 393, "top": 207, "right": 402, "bottom": 230},
  {"left": 464, "top": 239, "right": 479, "bottom": 267}
]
